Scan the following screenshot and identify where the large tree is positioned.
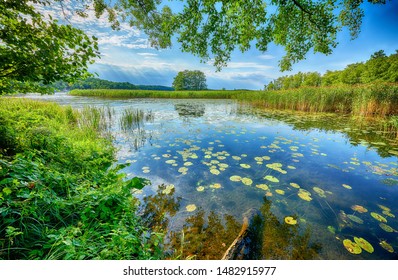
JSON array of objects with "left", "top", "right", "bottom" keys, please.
[
  {"left": 0, "top": 0, "right": 391, "bottom": 94},
  {"left": 172, "top": 70, "right": 207, "bottom": 90}
]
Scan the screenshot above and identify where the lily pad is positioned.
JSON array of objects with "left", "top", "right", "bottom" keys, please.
[
  {"left": 240, "top": 163, "right": 251, "bottom": 169},
  {"left": 162, "top": 184, "right": 175, "bottom": 195},
  {"left": 354, "top": 237, "right": 374, "bottom": 253},
  {"left": 241, "top": 177, "right": 253, "bottom": 186},
  {"left": 382, "top": 210, "right": 395, "bottom": 218},
  {"left": 351, "top": 205, "right": 368, "bottom": 213},
  {"left": 196, "top": 186, "right": 205, "bottom": 192},
  {"left": 264, "top": 175, "right": 279, "bottom": 183},
  {"left": 347, "top": 214, "right": 364, "bottom": 224},
  {"left": 327, "top": 225, "right": 336, "bottom": 234},
  {"left": 380, "top": 240, "right": 394, "bottom": 253},
  {"left": 290, "top": 182, "right": 300, "bottom": 189},
  {"left": 186, "top": 204, "right": 197, "bottom": 212},
  {"left": 343, "top": 239, "right": 362, "bottom": 254},
  {"left": 211, "top": 183, "right": 222, "bottom": 189},
  {"left": 298, "top": 189, "right": 312, "bottom": 201},
  {"left": 342, "top": 184, "right": 352, "bottom": 189},
  {"left": 232, "top": 156, "right": 241, "bottom": 160},
  {"left": 230, "top": 175, "right": 242, "bottom": 182},
  {"left": 210, "top": 169, "right": 220, "bottom": 175},
  {"left": 256, "top": 184, "right": 269, "bottom": 191},
  {"left": 275, "top": 189, "right": 285, "bottom": 195},
  {"left": 370, "top": 212, "right": 387, "bottom": 223},
  {"left": 379, "top": 223, "right": 395, "bottom": 233},
  {"left": 284, "top": 216, "right": 297, "bottom": 225},
  {"left": 313, "top": 187, "right": 326, "bottom": 197}
]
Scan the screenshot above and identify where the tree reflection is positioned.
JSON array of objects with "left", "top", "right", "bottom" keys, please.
[
  {"left": 175, "top": 103, "right": 205, "bottom": 118},
  {"left": 139, "top": 186, "right": 321, "bottom": 260}
]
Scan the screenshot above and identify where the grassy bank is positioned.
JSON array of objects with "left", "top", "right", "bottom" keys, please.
[
  {"left": 69, "top": 88, "right": 247, "bottom": 99},
  {"left": 71, "top": 83, "right": 398, "bottom": 117},
  {"left": 0, "top": 98, "right": 162, "bottom": 260}
]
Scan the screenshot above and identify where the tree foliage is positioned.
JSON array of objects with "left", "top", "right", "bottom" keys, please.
[
  {"left": 265, "top": 50, "right": 398, "bottom": 90},
  {"left": 0, "top": 0, "right": 100, "bottom": 94},
  {"left": 172, "top": 70, "right": 207, "bottom": 90}
]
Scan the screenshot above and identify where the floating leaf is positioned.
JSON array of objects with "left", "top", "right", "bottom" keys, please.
[
  {"left": 266, "top": 163, "right": 287, "bottom": 174},
  {"left": 287, "top": 165, "right": 296, "bottom": 169},
  {"left": 284, "top": 216, "right": 297, "bottom": 225},
  {"left": 290, "top": 182, "right": 300, "bottom": 189},
  {"left": 382, "top": 210, "right": 395, "bottom": 218},
  {"left": 264, "top": 175, "right": 279, "bottom": 183},
  {"left": 275, "top": 189, "right": 285, "bottom": 195},
  {"left": 210, "top": 169, "right": 220, "bottom": 175},
  {"left": 354, "top": 237, "right": 374, "bottom": 253},
  {"left": 165, "top": 159, "right": 176, "bottom": 164},
  {"left": 327, "top": 225, "right": 336, "bottom": 234},
  {"left": 351, "top": 205, "right": 368, "bottom": 213},
  {"left": 380, "top": 240, "right": 394, "bottom": 253},
  {"left": 378, "top": 204, "right": 391, "bottom": 212},
  {"left": 343, "top": 239, "right": 362, "bottom": 254},
  {"left": 184, "top": 162, "right": 193, "bottom": 166},
  {"left": 370, "top": 212, "right": 387, "bottom": 223},
  {"left": 196, "top": 186, "right": 205, "bottom": 192},
  {"left": 313, "top": 187, "right": 326, "bottom": 197},
  {"left": 298, "top": 189, "right": 312, "bottom": 201},
  {"left": 162, "top": 184, "right": 175, "bottom": 195},
  {"left": 342, "top": 184, "right": 352, "bottom": 189},
  {"left": 241, "top": 177, "right": 253, "bottom": 186},
  {"left": 232, "top": 156, "right": 241, "bottom": 160},
  {"left": 230, "top": 175, "right": 242, "bottom": 182},
  {"left": 347, "top": 214, "right": 364, "bottom": 224},
  {"left": 211, "top": 183, "right": 221, "bottom": 189},
  {"left": 178, "top": 167, "right": 188, "bottom": 173},
  {"left": 256, "top": 184, "right": 269, "bottom": 191},
  {"left": 240, "top": 163, "right": 251, "bottom": 169},
  {"left": 186, "top": 204, "right": 197, "bottom": 212},
  {"left": 379, "top": 223, "right": 395, "bottom": 233},
  {"left": 262, "top": 156, "right": 271, "bottom": 160}
]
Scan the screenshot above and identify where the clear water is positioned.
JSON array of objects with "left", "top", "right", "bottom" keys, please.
[{"left": 26, "top": 93, "right": 398, "bottom": 259}]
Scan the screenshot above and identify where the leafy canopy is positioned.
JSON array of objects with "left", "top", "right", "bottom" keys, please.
[
  {"left": 0, "top": 0, "right": 390, "bottom": 94},
  {"left": 172, "top": 70, "right": 207, "bottom": 90}
]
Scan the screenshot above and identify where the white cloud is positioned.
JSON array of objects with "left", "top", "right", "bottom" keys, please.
[{"left": 258, "top": 54, "right": 275, "bottom": 60}]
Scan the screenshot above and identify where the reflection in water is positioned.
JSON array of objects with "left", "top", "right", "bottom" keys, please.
[
  {"left": 139, "top": 185, "right": 321, "bottom": 260},
  {"left": 175, "top": 103, "right": 205, "bottom": 118}
]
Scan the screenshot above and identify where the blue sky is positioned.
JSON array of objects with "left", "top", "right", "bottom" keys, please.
[{"left": 44, "top": 1, "right": 398, "bottom": 90}]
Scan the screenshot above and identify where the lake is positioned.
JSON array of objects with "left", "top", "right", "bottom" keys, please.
[{"left": 26, "top": 92, "right": 398, "bottom": 259}]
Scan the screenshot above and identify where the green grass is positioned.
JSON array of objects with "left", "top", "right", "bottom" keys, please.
[
  {"left": 70, "top": 83, "right": 398, "bottom": 117},
  {"left": 0, "top": 98, "right": 162, "bottom": 260}
]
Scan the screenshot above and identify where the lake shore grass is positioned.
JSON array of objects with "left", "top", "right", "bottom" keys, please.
[
  {"left": 0, "top": 98, "right": 162, "bottom": 260},
  {"left": 70, "top": 83, "right": 398, "bottom": 117}
]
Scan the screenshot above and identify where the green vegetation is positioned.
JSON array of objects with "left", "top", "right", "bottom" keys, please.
[
  {"left": 172, "top": 70, "right": 207, "bottom": 91},
  {"left": 266, "top": 50, "right": 398, "bottom": 90},
  {"left": 70, "top": 89, "right": 245, "bottom": 99},
  {"left": 0, "top": 98, "right": 162, "bottom": 259},
  {"left": 69, "top": 77, "right": 173, "bottom": 91}
]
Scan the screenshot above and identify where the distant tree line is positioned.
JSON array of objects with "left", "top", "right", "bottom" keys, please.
[
  {"left": 66, "top": 78, "right": 173, "bottom": 91},
  {"left": 265, "top": 50, "right": 398, "bottom": 90}
]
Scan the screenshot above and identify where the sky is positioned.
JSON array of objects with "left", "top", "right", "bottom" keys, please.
[{"left": 43, "top": 1, "right": 398, "bottom": 90}]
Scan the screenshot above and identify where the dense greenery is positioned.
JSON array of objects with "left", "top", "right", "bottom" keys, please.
[
  {"left": 172, "top": 70, "right": 207, "bottom": 91},
  {"left": 0, "top": 98, "right": 162, "bottom": 259},
  {"left": 0, "top": 0, "right": 99, "bottom": 94},
  {"left": 266, "top": 50, "right": 398, "bottom": 90},
  {"left": 69, "top": 89, "right": 241, "bottom": 99},
  {"left": 70, "top": 77, "right": 173, "bottom": 91}
]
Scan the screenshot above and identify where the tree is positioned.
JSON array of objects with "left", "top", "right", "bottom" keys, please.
[
  {"left": 0, "top": 0, "right": 100, "bottom": 94},
  {"left": 0, "top": 0, "right": 391, "bottom": 94},
  {"left": 172, "top": 70, "right": 207, "bottom": 90}
]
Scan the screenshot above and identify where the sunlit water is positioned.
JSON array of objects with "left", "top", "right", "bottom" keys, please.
[{"left": 25, "top": 92, "right": 398, "bottom": 259}]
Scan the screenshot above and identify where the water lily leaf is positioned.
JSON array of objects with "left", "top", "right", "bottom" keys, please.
[
  {"left": 162, "top": 184, "right": 175, "bottom": 195},
  {"left": 313, "top": 187, "right": 326, "bottom": 197},
  {"left": 370, "top": 212, "right": 387, "bottom": 223},
  {"left": 241, "top": 177, "right": 253, "bottom": 186},
  {"left": 232, "top": 156, "right": 241, "bottom": 160},
  {"left": 184, "top": 161, "right": 193, "bottom": 166},
  {"left": 240, "top": 163, "right": 251, "bottom": 169},
  {"left": 347, "top": 214, "right": 364, "bottom": 224},
  {"left": 378, "top": 204, "right": 391, "bottom": 212},
  {"left": 342, "top": 184, "right": 352, "bottom": 189},
  {"left": 284, "top": 216, "right": 297, "bottom": 225},
  {"left": 379, "top": 223, "right": 395, "bottom": 232},
  {"left": 264, "top": 175, "right": 279, "bottom": 183},
  {"left": 382, "top": 210, "right": 395, "bottom": 218},
  {"left": 256, "top": 184, "right": 269, "bottom": 191},
  {"left": 327, "top": 225, "right": 336, "bottom": 234},
  {"left": 230, "top": 175, "right": 242, "bottom": 182},
  {"left": 210, "top": 183, "right": 222, "bottom": 189},
  {"left": 343, "top": 239, "right": 362, "bottom": 254},
  {"left": 210, "top": 169, "right": 220, "bottom": 175},
  {"left": 351, "top": 205, "right": 368, "bottom": 213},
  {"left": 186, "top": 204, "right": 197, "bottom": 212},
  {"left": 165, "top": 159, "right": 176, "bottom": 164},
  {"left": 290, "top": 182, "right": 300, "bottom": 189},
  {"left": 380, "top": 240, "right": 394, "bottom": 253},
  {"left": 196, "top": 186, "right": 205, "bottom": 192},
  {"left": 298, "top": 189, "right": 312, "bottom": 201},
  {"left": 354, "top": 237, "right": 374, "bottom": 253},
  {"left": 275, "top": 189, "right": 285, "bottom": 195}
]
